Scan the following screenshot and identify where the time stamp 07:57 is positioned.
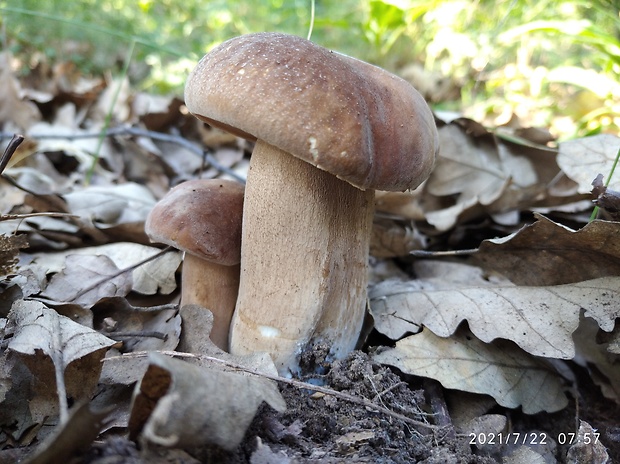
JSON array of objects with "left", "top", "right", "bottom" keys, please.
[{"left": 469, "top": 431, "right": 600, "bottom": 446}]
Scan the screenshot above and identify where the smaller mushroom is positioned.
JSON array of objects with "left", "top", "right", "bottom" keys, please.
[{"left": 145, "top": 179, "right": 244, "bottom": 350}]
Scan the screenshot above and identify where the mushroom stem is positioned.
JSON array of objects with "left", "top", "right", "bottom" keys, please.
[
  {"left": 230, "top": 140, "right": 374, "bottom": 374},
  {"left": 181, "top": 253, "right": 240, "bottom": 351}
]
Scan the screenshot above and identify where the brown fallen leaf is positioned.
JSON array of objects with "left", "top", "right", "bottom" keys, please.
[
  {"left": 472, "top": 213, "right": 620, "bottom": 286},
  {"left": 93, "top": 298, "right": 180, "bottom": 352},
  {"left": 7, "top": 300, "right": 116, "bottom": 423},
  {"left": 40, "top": 254, "right": 133, "bottom": 306},
  {"left": 373, "top": 327, "right": 568, "bottom": 414},
  {"left": 124, "top": 305, "right": 286, "bottom": 451},
  {"left": 22, "top": 402, "right": 111, "bottom": 464},
  {"left": 128, "top": 352, "right": 286, "bottom": 451}
]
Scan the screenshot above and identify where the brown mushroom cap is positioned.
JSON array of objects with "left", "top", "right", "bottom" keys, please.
[
  {"left": 184, "top": 32, "right": 438, "bottom": 192},
  {"left": 145, "top": 179, "right": 244, "bottom": 266}
]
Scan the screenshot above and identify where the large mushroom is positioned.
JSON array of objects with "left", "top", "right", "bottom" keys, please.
[
  {"left": 145, "top": 179, "right": 244, "bottom": 350},
  {"left": 185, "top": 32, "right": 438, "bottom": 374}
]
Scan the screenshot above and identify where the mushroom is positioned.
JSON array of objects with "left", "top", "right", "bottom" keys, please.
[
  {"left": 185, "top": 32, "right": 438, "bottom": 374},
  {"left": 145, "top": 179, "right": 244, "bottom": 350}
]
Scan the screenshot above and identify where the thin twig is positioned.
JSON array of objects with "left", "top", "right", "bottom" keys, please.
[
  {"left": 0, "top": 127, "right": 246, "bottom": 183},
  {"left": 105, "top": 331, "right": 167, "bottom": 340},
  {"left": 410, "top": 248, "right": 478, "bottom": 258},
  {"left": 0, "top": 212, "right": 79, "bottom": 222},
  {"left": 105, "top": 350, "right": 442, "bottom": 432}
]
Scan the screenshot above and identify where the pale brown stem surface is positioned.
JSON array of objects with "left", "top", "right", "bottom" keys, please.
[
  {"left": 230, "top": 140, "right": 374, "bottom": 374},
  {"left": 181, "top": 253, "right": 240, "bottom": 351}
]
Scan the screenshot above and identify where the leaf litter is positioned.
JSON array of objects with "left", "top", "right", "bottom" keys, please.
[{"left": 0, "top": 50, "right": 619, "bottom": 463}]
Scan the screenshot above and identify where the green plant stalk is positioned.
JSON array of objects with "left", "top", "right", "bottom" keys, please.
[
  {"left": 590, "top": 145, "right": 620, "bottom": 221},
  {"left": 85, "top": 39, "right": 136, "bottom": 184},
  {"left": 307, "top": 0, "right": 315, "bottom": 40}
]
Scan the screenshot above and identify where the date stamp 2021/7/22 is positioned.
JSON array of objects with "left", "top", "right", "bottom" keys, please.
[{"left": 469, "top": 431, "right": 600, "bottom": 446}]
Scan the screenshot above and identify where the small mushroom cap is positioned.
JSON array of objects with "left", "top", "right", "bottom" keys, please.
[
  {"left": 145, "top": 179, "right": 244, "bottom": 266},
  {"left": 185, "top": 32, "right": 438, "bottom": 192}
]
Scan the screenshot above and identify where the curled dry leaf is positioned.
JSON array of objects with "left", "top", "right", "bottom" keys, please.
[
  {"left": 370, "top": 270, "right": 620, "bottom": 359},
  {"left": 128, "top": 352, "right": 286, "bottom": 451},
  {"left": 23, "top": 402, "right": 111, "bottom": 464},
  {"left": 558, "top": 134, "right": 620, "bottom": 193},
  {"left": 373, "top": 328, "right": 568, "bottom": 414},
  {"left": 7, "top": 300, "right": 116, "bottom": 419},
  {"left": 473, "top": 213, "right": 620, "bottom": 286},
  {"left": 126, "top": 305, "right": 285, "bottom": 451}
]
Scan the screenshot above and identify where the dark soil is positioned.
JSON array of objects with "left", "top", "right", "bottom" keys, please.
[{"left": 72, "top": 346, "right": 620, "bottom": 464}]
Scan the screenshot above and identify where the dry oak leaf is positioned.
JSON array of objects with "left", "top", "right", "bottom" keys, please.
[
  {"left": 424, "top": 119, "right": 537, "bottom": 230},
  {"left": 472, "top": 213, "right": 620, "bottom": 286},
  {"left": 41, "top": 254, "right": 133, "bottom": 306},
  {"left": 370, "top": 273, "right": 620, "bottom": 359},
  {"left": 126, "top": 305, "right": 286, "bottom": 451},
  {"left": 7, "top": 300, "right": 116, "bottom": 418},
  {"left": 26, "top": 243, "right": 182, "bottom": 296},
  {"left": 128, "top": 352, "right": 286, "bottom": 452},
  {"left": 373, "top": 328, "right": 568, "bottom": 414},
  {"left": 558, "top": 134, "right": 620, "bottom": 194},
  {"left": 64, "top": 182, "right": 156, "bottom": 227}
]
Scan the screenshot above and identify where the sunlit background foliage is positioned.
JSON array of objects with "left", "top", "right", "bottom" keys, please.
[{"left": 1, "top": 0, "right": 618, "bottom": 138}]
